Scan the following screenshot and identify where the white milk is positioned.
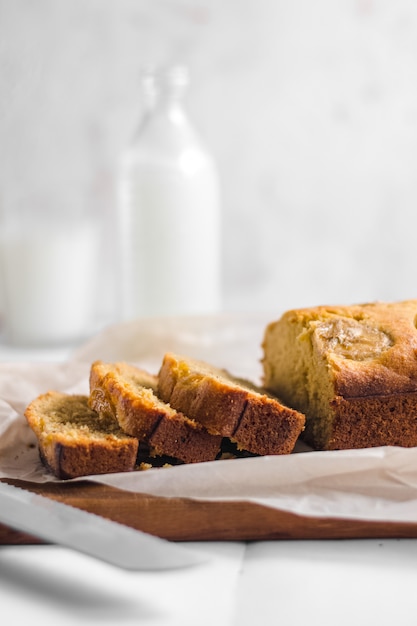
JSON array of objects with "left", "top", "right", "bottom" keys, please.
[
  {"left": 119, "top": 154, "right": 221, "bottom": 319},
  {"left": 117, "top": 65, "right": 222, "bottom": 321},
  {"left": 0, "top": 219, "right": 99, "bottom": 346}
]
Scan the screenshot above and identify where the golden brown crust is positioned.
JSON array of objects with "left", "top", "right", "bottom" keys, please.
[
  {"left": 263, "top": 299, "right": 417, "bottom": 450},
  {"left": 89, "top": 361, "right": 222, "bottom": 463},
  {"left": 149, "top": 413, "right": 222, "bottom": 464},
  {"left": 157, "top": 353, "right": 305, "bottom": 456},
  {"left": 89, "top": 361, "right": 162, "bottom": 440},
  {"left": 273, "top": 300, "right": 417, "bottom": 398},
  {"left": 158, "top": 358, "right": 248, "bottom": 436},
  {"left": 24, "top": 391, "right": 138, "bottom": 479},
  {"left": 327, "top": 392, "right": 417, "bottom": 449},
  {"left": 233, "top": 394, "right": 305, "bottom": 455}
]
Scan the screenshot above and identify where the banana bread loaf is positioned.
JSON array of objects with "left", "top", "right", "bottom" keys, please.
[
  {"left": 157, "top": 353, "right": 305, "bottom": 455},
  {"left": 89, "top": 360, "right": 222, "bottom": 464},
  {"left": 24, "top": 391, "right": 139, "bottom": 479},
  {"left": 262, "top": 299, "right": 417, "bottom": 450}
]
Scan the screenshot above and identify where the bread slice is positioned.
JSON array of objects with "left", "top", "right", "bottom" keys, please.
[
  {"left": 24, "top": 391, "right": 139, "bottom": 479},
  {"left": 157, "top": 353, "right": 305, "bottom": 456},
  {"left": 262, "top": 299, "right": 417, "bottom": 450},
  {"left": 88, "top": 361, "right": 222, "bottom": 464}
]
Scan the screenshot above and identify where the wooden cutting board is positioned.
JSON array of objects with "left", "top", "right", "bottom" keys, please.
[{"left": 1, "top": 477, "right": 417, "bottom": 544}]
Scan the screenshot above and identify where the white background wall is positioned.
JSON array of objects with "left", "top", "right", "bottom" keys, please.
[{"left": 1, "top": 0, "right": 417, "bottom": 325}]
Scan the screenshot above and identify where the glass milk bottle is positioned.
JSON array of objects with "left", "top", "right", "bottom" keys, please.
[{"left": 117, "top": 65, "right": 221, "bottom": 320}]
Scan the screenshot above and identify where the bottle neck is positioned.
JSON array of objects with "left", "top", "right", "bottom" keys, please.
[
  {"left": 130, "top": 65, "right": 203, "bottom": 155},
  {"left": 141, "top": 66, "right": 189, "bottom": 119}
]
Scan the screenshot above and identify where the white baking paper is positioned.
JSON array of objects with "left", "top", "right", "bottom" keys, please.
[{"left": 2, "top": 313, "right": 417, "bottom": 525}]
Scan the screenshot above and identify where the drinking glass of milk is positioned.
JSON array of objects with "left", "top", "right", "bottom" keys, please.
[{"left": 0, "top": 192, "right": 100, "bottom": 347}]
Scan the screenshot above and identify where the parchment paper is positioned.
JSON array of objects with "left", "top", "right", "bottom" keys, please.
[{"left": 2, "top": 313, "right": 417, "bottom": 525}]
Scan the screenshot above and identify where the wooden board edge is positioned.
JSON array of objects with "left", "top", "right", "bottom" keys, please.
[{"left": 1, "top": 478, "right": 417, "bottom": 543}]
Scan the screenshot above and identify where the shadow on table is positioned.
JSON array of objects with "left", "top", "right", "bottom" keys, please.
[{"left": 0, "top": 546, "right": 159, "bottom": 621}]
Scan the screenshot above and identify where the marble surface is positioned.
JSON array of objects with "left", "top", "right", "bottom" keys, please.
[{"left": 1, "top": 0, "right": 417, "bottom": 325}]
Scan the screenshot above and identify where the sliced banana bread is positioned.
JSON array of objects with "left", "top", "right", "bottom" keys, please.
[
  {"left": 89, "top": 360, "right": 222, "bottom": 464},
  {"left": 24, "top": 391, "right": 139, "bottom": 479},
  {"left": 157, "top": 353, "right": 305, "bottom": 456}
]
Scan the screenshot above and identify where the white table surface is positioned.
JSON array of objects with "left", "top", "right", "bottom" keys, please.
[{"left": 1, "top": 342, "right": 417, "bottom": 626}]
